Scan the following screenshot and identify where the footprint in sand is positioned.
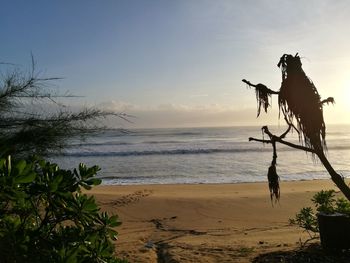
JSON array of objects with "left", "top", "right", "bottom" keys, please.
[{"left": 109, "top": 189, "right": 153, "bottom": 207}]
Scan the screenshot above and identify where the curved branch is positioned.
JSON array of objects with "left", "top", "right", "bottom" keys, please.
[
  {"left": 261, "top": 126, "right": 316, "bottom": 154},
  {"left": 280, "top": 124, "right": 292, "bottom": 139},
  {"left": 242, "top": 79, "right": 279, "bottom": 94},
  {"left": 317, "top": 151, "right": 350, "bottom": 201},
  {"left": 250, "top": 128, "right": 314, "bottom": 153},
  {"left": 250, "top": 125, "right": 350, "bottom": 201},
  {"left": 248, "top": 137, "right": 271, "bottom": 144},
  {"left": 276, "top": 138, "right": 316, "bottom": 154}
]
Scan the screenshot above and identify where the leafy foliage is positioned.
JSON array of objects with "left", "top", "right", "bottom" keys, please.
[
  {"left": 0, "top": 60, "right": 127, "bottom": 158},
  {"left": 335, "top": 198, "right": 350, "bottom": 215},
  {"left": 0, "top": 156, "right": 126, "bottom": 263},
  {"left": 290, "top": 190, "right": 350, "bottom": 240},
  {"left": 312, "top": 190, "right": 336, "bottom": 213},
  {"left": 290, "top": 207, "right": 319, "bottom": 234}
]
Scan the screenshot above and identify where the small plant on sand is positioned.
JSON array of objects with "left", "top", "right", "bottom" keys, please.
[
  {"left": 289, "top": 190, "right": 350, "bottom": 243},
  {"left": 0, "top": 155, "right": 126, "bottom": 263}
]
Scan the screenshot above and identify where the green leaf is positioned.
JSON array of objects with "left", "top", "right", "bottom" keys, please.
[
  {"left": 49, "top": 174, "right": 64, "bottom": 192},
  {"left": 108, "top": 229, "right": 118, "bottom": 240},
  {"left": 109, "top": 215, "right": 121, "bottom": 227},
  {"left": 64, "top": 248, "right": 79, "bottom": 263},
  {"left": 82, "top": 196, "right": 99, "bottom": 212},
  {"left": 15, "top": 171, "right": 36, "bottom": 184},
  {"left": 85, "top": 178, "right": 102, "bottom": 186},
  {"left": 14, "top": 160, "right": 26, "bottom": 175},
  {"left": 81, "top": 184, "right": 92, "bottom": 190},
  {"left": 84, "top": 202, "right": 98, "bottom": 212}
]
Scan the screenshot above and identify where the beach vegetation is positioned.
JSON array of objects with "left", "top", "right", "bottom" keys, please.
[
  {"left": 0, "top": 58, "right": 128, "bottom": 158},
  {"left": 290, "top": 190, "right": 350, "bottom": 242},
  {"left": 0, "top": 60, "right": 127, "bottom": 261},
  {"left": 0, "top": 155, "right": 126, "bottom": 262}
]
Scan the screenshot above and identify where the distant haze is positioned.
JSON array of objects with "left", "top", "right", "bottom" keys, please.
[{"left": 99, "top": 100, "right": 348, "bottom": 129}]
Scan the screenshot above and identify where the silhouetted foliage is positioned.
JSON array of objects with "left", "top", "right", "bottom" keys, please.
[
  {"left": 277, "top": 54, "right": 328, "bottom": 152},
  {"left": 244, "top": 53, "right": 350, "bottom": 201},
  {"left": 244, "top": 53, "right": 333, "bottom": 152},
  {"left": 242, "top": 79, "right": 278, "bottom": 117},
  {"left": 0, "top": 59, "right": 127, "bottom": 158}
]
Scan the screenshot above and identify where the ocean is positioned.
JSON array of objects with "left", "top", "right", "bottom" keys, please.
[{"left": 52, "top": 125, "right": 350, "bottom": 185}]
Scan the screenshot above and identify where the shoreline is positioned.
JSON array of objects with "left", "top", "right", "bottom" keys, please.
[
  {"left": 89, "top": 179, "right": 344, "bottom": 262},
  {"left": 99, "top": 177, "right": 336, "bottom": 187},
  {"left": 99, "top": 175, "right": 346, "bottom": 188}
]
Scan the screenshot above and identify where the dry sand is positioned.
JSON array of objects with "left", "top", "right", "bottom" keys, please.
[{"left": 89, "top": 179, "right": 342, "bottom": 262}]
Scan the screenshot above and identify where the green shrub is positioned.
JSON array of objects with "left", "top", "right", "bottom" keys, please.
[
  {"left": 290, "top": 207, "right": 319, "bottom": 234},
  {"left": 0, "top": 155, "right": 126, "bottom": 263},
  {"left": 312, "top": 190, "right": 336, "bottom": 214},
  {"left": 290, "top": 190, "right": 350, "bottom": 240}
]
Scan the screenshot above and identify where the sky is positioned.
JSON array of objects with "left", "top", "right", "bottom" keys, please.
[{"left": 1, "top": 0, "right": 350, "bottom": 128}]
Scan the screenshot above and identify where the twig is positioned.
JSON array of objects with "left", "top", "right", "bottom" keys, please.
[
  {"left": 260, "top": 126, "right": 316, "bottom": 154},
  {"left": 242, "top": 79, "right": 279, "bottom": 94}
]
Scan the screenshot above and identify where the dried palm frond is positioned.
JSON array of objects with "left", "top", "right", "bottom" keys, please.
[
  {"left": 321, "top": 97, "right": 335, "bottom": 105},
  {"left": 242, "top": 79, "right": 277, "bottom": 117},
  {"left": 267, "top": 163, "right": 280, "bottom": 202},
  {"left": 277, "top": 54, "right": 326, "bottom": 152}
]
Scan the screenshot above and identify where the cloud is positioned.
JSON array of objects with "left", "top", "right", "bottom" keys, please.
[
  {"left": 98, "top": 100, "right": 279, "bottom": 128},
  {"left": 26, "top": 99, "right": 348, "bottom": 129}
]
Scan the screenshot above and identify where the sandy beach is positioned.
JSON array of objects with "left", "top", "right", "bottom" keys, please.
[{"left": 87, "top": 179, "right": 345, "bottom": 262}]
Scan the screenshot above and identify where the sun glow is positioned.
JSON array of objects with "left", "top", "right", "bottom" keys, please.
[
  {"left": 341, "top": 79, "right": 350, "bottom": 104},
  {"left": 321, "top": 76, "right": 350, "bottom": 125}
]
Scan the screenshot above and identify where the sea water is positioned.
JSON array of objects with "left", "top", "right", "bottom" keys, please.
[{"left": 52, "top": 125, "right": 350, "bottom": 185}]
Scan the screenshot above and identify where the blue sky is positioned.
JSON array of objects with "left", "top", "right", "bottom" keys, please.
[{"left": 1, "top": 0, "right": 350, "bottom": 128}]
